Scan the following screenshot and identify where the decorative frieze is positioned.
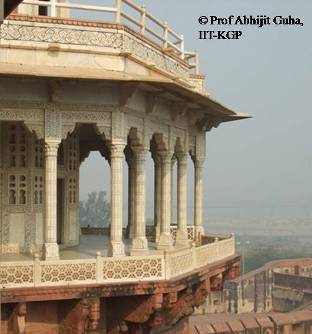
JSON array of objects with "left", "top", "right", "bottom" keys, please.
[
  {"left": 1, "top": 20, "right": 190, "bottom": 79},
  {"left": 0, "top": 100, "right": 113, "bottom": 140},
  {"left": 123, "top": 34, "right": 188, "bottom": 79},
  {"left": 0, "top": 22, "right": 123, "bottom": 49}
]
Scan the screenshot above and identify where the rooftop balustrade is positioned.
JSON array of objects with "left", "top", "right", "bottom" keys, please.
[
  {"left": 0, "top": 231, "right": 235, "bottom": 289},
  {"left": 17, "top": 0, "right": 199, "bottom": 73}
]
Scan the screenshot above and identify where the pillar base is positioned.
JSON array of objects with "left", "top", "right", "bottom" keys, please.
[
  {"left": 154, "top": 225, "right": 160, "bottom": 243},
  {"left": 130, "top": 237, "right": 148, "bottom": 255},
  {"left": 43, "top": 243, "right": 59, "bottom": 261},
  {"left": 175, "top": 229, "right": 190, "bottom": 247},
  {"left": 108, "top": 240, "right": 125, "bottom": 257},
  {"left": 156, "top": 233, "right": 173, "bottom": 250},
  {"left": 195, "top": 226, "right": 205, "bottom": 242}
]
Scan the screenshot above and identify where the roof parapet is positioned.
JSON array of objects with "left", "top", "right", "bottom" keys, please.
[{"left": 17, "top": 0, "right": 200, "bottom": 73}]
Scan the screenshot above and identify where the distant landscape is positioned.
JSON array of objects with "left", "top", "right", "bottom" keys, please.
[
  {"left": 235, "top": 234, "right": 312, "bottom": 273},
  {"left": 80, "top": 192, "right": 312, "bottom": 274},
  {"left": 205, "top": 217, "right": 312, "bottom": 273}
]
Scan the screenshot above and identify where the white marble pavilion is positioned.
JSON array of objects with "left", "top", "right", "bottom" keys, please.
[{"left": 0, "top": 0, "right": 249, "bottom": 289}]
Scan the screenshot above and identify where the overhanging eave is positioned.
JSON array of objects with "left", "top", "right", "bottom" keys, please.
[{"left": 0, "top": 62, "right": 251, "bottom": 124}]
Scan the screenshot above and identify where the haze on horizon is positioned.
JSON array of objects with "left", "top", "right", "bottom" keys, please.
[{"left": 80, "top": 0, "right": 312, "bottom": 233}]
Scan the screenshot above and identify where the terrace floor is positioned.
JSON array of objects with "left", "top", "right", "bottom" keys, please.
[{"left": 0, "top": 234, "right": 188, "bottom": 262}]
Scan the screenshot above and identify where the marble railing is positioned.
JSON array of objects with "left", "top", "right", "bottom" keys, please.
[
  {"left": 81, "top": 225, "right": 195, "bottom": 242},
  {"left": 1, "top": 16, "right": 205, "bottom": 93},
  {"left": 0, "top": 234, "right": 235, "bottom": 289},
  {"left": 18, "top": 0, "right": 199, "bottom": 72}
]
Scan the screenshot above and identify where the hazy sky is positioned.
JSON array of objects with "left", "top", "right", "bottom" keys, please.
[{"left": 80, "top": 1, "right": 312, "bottom": 219}]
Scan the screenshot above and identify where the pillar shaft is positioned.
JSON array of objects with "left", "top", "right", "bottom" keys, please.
[
  {"left": 126, "top": 156, "right": 135, "bottom": 239},
  {"left": 131, "top": 149, "right": 148, "bottom": 252},
  {"left": 170, "top": 157, "right": 176, "bottom": 224},
  {"left": 157, "top": 152, "right": 173, "bottom": 249},
  {"left": 176, "top": 153, "right": 188, "bottom": 245},
  {"left": 154, "top": 155, "right": 161, "bottom": 242},
  {"left": 194, "top": 158, "right": 205, "bottom": 240},
  {"left": 43, "top": 140, "right": 60, "bottom": 260},
  {"left": 108, "top": 142, "right": 125, "bottom": 257}
]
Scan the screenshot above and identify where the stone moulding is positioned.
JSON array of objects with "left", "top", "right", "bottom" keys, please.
[
  {"left": 0, "top": 101, "right": 112, "bottom": 139},
  {"left": 0, "top": 18, "right": 190, "bottom": 80},
  {"left": 0, "top": 234, "right": 235, "bottom": 289}
]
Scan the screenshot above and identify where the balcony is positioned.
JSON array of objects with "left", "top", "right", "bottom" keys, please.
[
  {"left": 1, "top": 0, "right": 207, "bottom": 94},
  {"left": 0, "top": 229, "right": 235, "bottom": 289}
]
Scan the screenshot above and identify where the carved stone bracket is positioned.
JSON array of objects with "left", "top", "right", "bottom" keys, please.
[
  {"left": 86, "top": 298, "right": 101, "bottom": 332},
  {"left": 170, "top": 127, "right": 187, "bottom": 154},
  {"left": 189, "top": 132, "right": 206, "bottom": 164},
  {"left": 170, "top": 102, "right": 188, "bottom": 121},
  {"left": 10, "top": 302, "right": 26, "bottom": 334},
  {"left": 145, "top": 94, "right": 157, "bottom": 114},
  {"left": 119, "top": 83, "right": 139, "bottom": 109},
  {"left": 24, "top": 121, "right": 44, "bottom": 139},
  {"left": 197, "top": 115, "right": 222, "bottom": 131}
]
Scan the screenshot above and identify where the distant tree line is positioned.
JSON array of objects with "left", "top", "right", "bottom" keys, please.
[
  {"left": 79, "top": 191, "right": 155, "bottom": 228},
  {"left": 239, "top": 235, "right": 312, "bottom": 273},
  {"left": 79, "top": 191, "right": 110, "bottom": 227}
]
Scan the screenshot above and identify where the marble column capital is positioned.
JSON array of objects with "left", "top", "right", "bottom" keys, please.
[
  {"left": 192, "top": 156, "right": 205, "bottom": 169},
  {"left": 132, "top": 146, "right": 148, "bottom": 162},
  {"left": 158, "top": 150, "right": 173, "bottom": 164},
  {"left": 110, "top": 142, "right": 126, "bottom": 158},
  {"left": 45, "top": 140, "right": 61, "bottom": 157},
  {"left": 152, "top": 153, "right": 162, "bottom": 166},
  {"left": 176, "top": 152, "right": 188, "bottom": 165}
]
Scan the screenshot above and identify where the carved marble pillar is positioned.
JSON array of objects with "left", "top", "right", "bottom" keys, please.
[
  {"left": 170, "top": 157, "right": 176, "bottom": 225},
  {"left": 153, "top": 154, "right": 162, "bottom": 243},
  {"left": 108, "top": 142, "right": 126, "bottom": 257},
  {"left": 193, "top": 157, "right": 205, "bottom": 240},
  {"left": 126, "top": 155, "right": 135, "bottom": 239},
  {"left": 43, "top": 139, "right": 60, "bottom": 260},
  {"left": 157, "top": 151, "right": 173, "bottom": 249},
  {"left": 175, "top": 152, "right": 188, "bottom": 245},
  {"left": 131, "top": 148, "right": 148, "bottom": 253}
]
